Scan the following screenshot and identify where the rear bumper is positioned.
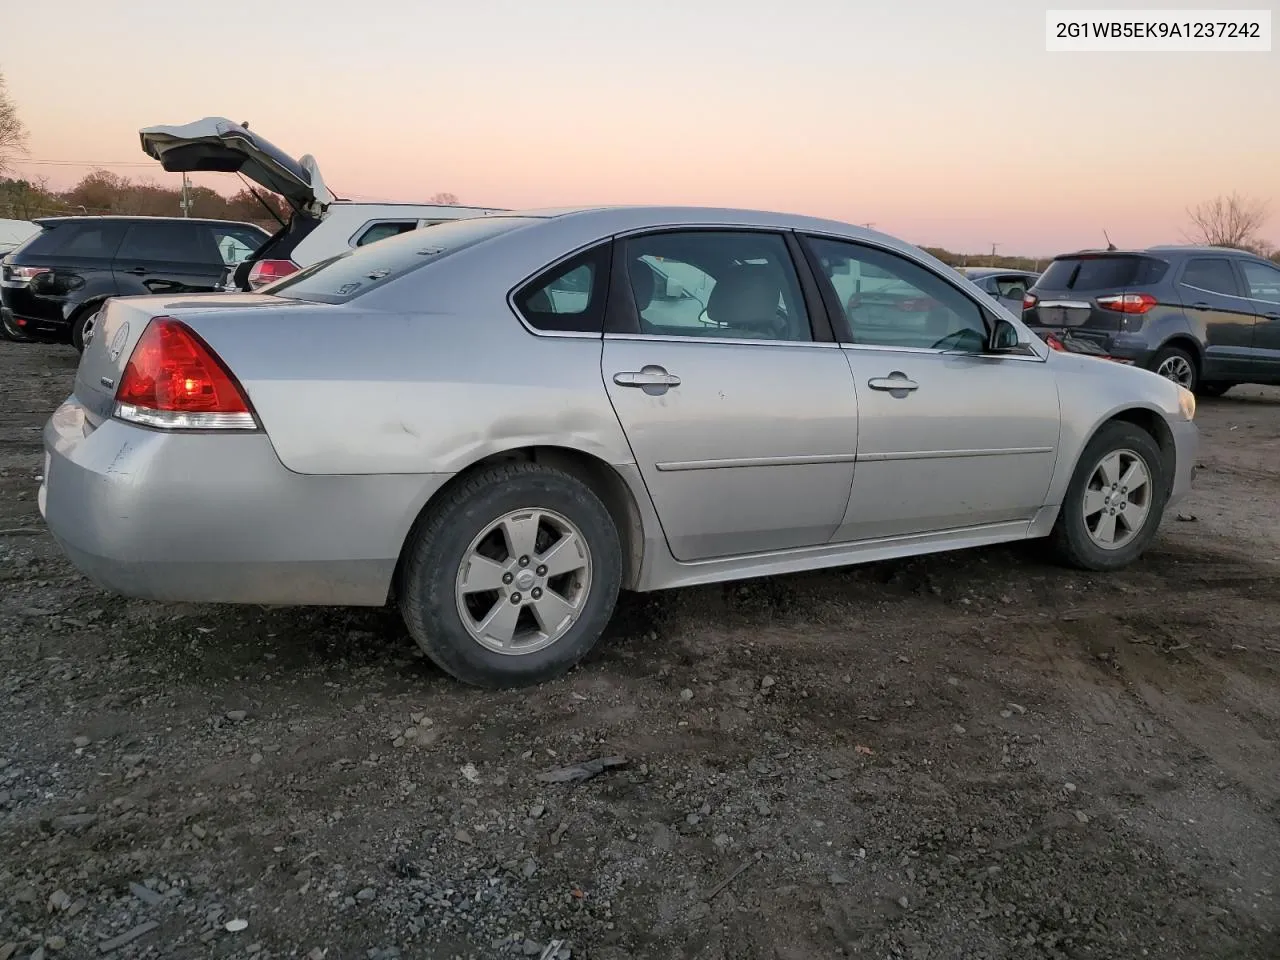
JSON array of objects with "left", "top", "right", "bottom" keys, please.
[
  {"left": 0, "top": 288, "right": 72, "bottom": 339},
  {"left": 40, "top": 398, "right": 452, "bottom": 606}
]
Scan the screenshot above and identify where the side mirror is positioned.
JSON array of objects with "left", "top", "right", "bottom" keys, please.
[{"left": 989, "top": 318, "right": 1022, "bottom": 352}]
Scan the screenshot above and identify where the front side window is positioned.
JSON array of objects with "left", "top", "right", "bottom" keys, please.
[
  {"left": 513, "top": 244, "right": 611, "bottom": 333},
  {"left": 211, "top": 225, "right": 267, "bottom": 265},
  {"left": 1240, "top": 260, "right": 1280, "bottom": 303},
  {"left": 619, "top": 231, "right": 812, "bottom": 342},
  {"left": 1181, "top": 258, "right": 1241, "bottom": 297},
  {"left": 806, "top": 236, "right": 988, "bottom": 352}
]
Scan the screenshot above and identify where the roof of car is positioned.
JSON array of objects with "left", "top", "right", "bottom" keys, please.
[
  {"left": 33, "top": 215, "right": 268, "bottom": 229},
  {"left": 962, "top": 267, "right": 1039, "bottom": 277},
  {"left": 1057, "top": 244, "right": 1266, "bottom": 260}
]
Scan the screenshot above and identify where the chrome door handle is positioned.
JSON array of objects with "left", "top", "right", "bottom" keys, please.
[
  {"left": 868, "top": 374, "right": 919, "bottom": 393},
  {"left": 614, "top": 370, "right": 681, "bottom": 388}
]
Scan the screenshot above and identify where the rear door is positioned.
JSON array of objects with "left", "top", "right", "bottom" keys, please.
[
  {"left": 1024, "top": 254, "right": 1169, "bottom": 350},
  {"left": 112, "top": 221, "right": 227, "bottom": 296},
  {"left": 1175, "top": 257, "right": 1256, "bottom": 380},
  {"left": 600, "top": 229, "right": 859, "bottom": 562}
]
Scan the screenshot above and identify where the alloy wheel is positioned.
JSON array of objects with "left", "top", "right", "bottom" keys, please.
[
  {"left": 1155, "top": 354, "right": 1194, "bottom": 387},
  {"left": 1082, "top": 448, "right": 1152, "bottom": 550}
]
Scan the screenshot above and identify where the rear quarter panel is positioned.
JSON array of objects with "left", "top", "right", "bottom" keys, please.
[{"left": 173, "top": 223, "right": 636, "bottom": 476}]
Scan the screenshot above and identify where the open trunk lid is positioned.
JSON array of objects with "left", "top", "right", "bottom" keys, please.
[{"left": 139, "top": 117, "right": 334, "bottom": 215}]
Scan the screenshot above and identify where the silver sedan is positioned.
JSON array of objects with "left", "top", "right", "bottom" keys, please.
[{"left": 41, "top": 206, "right": 1198, "bottom": 688}]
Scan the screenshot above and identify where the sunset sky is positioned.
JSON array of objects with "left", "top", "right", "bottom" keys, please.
[{"left": 3, "top": 0, "right": 1276, "bottom": 254}]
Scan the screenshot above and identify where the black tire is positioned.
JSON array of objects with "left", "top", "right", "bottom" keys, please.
[
  {"left": 1049, "top": 421, "right": 1168, "bottom": 572},
  {"left": 1196, "top": 381, "right": 1235, "bottom": 398},
  {"left": 1149, "top": 345, "right": 1197, "bottom": 392},
  {"left": 70, "top": 306, "right": 98, "bottom": 354},
  {"left": 398, "top": 462, "right": 623, "bottom": 689}
]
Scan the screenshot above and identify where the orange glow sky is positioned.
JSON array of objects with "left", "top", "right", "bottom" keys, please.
[{"left": 3, "top": 0, "right": 1276, "bottom": 254}]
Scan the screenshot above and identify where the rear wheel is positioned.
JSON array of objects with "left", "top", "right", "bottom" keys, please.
[
  {"left": 1049, "top": 421, "right": 1168, "bottom": 571},
  {"left": 1150, "top": 345, "right": 1197, "bottom": 392},
  {"left": 70, "top": 306, "right": 99, "bottom": 353},
  {"left": 398, "top": 462, "right": 623, "bottom": 689}
]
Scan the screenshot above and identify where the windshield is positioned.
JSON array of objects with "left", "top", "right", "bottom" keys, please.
[{"left": 261, "top": 215, "right": 540, "bottom": 303}]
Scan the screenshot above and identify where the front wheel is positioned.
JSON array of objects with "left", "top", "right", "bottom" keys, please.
[
  {"left": 1150, "top": 345, "right": 1197, "bottom": 392},
  {"left": 1049, "top": 421, "right": 1169, "bottom": 571},
  {"left": 398, "top": 462, "right": 623, "bottom": 688}
]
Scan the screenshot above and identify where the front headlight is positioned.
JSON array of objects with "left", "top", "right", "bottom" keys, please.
[{"left": 1177, "top": 385, "right": 1196, "bottom": 421}]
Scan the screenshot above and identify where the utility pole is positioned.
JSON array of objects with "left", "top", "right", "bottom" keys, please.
[{"left": 180, "top": 173, "right": 191, "bottom": 217}]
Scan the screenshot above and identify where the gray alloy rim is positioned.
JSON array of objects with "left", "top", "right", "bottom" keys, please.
[
  {"left": 1155, "top": 354, "right": 1194, "bottom": 387},
  {"left": 1083, "top": 448, "right": 1152, "bottom": 550},
  {"left": 454, "top": 507, "right": 592, "bottom": 656},
  {"left": 80, "top": 311, "right": 98, "bottom": 346}
]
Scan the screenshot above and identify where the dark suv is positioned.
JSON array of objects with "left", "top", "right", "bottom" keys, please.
[
  {"left": 1, "top": 216, "right": 268, "bottom": 350},
  {"left": 1022, "top": 246, "right": 1280, "bottom": 396}
]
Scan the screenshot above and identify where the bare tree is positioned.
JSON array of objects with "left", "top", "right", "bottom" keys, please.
[
  {"left": 1185, "top": 192, "right": 1270, "bottom": 251},
  {"left": 429, "top": 192, "right": 459, "bottom": 206},
  {"left": 0, "top": 71, "right": 28, "bottom": 177}
]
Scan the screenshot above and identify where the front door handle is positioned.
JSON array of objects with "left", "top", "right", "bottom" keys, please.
[
  {"left": 868, "top": 373, "right": 919, "bottom": 394},
  {"left": 613, "top": 368, "right": 681, "bottom": 389},
  {"left": 124, "top": 267, "right": 148, "bottom": 275},
  {"left": 1192, "top": 302, "right": 1211, "bottom": 310}
]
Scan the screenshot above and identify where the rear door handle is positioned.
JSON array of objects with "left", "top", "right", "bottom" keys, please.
[
  {"left": 868, "top": 374, "right": 919, "bottom": 393},
  {"left": 1192, "top": 302, "right": 1211, "bottom": 310},
  {"left": 124, "top": 267, "right": 148, "bottom": 275},
  {"left": 613, "top": 369, "right": 681, "bottom": 388}
]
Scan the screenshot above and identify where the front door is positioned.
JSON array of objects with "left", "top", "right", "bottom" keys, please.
[
  {"left": 802, "top": 235, "right": 1060, "bottom": 542},
  {"left": 1176, "top": 256, "right": 1257, "bottom": 381},
  {"left": 1239, "top": 259, "right": 1280, "bottom": 379},
  {"left": 601, "top": 229, "right": 859, "bottom": 562}
]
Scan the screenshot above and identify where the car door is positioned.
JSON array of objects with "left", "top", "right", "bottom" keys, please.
[
  {"left": 1175, "top": 256, "right": 1256, "bottom": 380},
  {"left": 113, "top": 220, "right": 227, "bottom": 295},
  {"left": 801, "top": 235, "right": 1060, "bottom": 542},
  {"left": 600, "top": 229, "right": 859, "bottom": 562},
  {"left": 1238, "top": 259, "right": 1280, "bottom": 378}
]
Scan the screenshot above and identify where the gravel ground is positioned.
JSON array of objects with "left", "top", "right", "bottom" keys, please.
[{"left": 2, "top": 342, "right": 1279, "bottom": 960}]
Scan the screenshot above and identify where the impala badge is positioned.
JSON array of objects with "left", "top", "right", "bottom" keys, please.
[{"left": 107, "top": 322, "right": 130, "bottom": 362}]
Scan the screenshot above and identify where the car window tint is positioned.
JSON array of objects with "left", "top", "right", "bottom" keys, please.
[
  {"left": 513, "top": 245, "right": 611, "bottom": 334},
  {"left": 264, "top": 215, "right": 537, "bottom": 303},
  {"left": 1182, "top": 258, "right": 1240, "bottom": 297},
  {"left": 807, "top": 237, "right": 988, "bottom": 352},
  {"left": 1036, "top": 255, "right": 1168, "bottom": 291},
  {"left": 356, "top": 221, "right": 419, "bottom": 247},
  {"left": 24, "top": 221, "right": 125, "bottom": 258},
  {"left": 211, "top": 225, "right": 266, "bottom": 265},
  {"left": 619, "top": 231, "right": 811, "bottom": 342},
  {"left": 117, "top": 221, "right": 210, "bottom": 264},
  {"left": 1240, "top": 261, "right": 1280, "bottom": 303}
]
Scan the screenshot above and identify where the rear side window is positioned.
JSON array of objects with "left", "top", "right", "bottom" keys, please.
[
  {"left": 513, "top": 244, "right": 612, "bottom": 334},
  {"left": 1181, "top": 258, "right": 1241, "bottom": 297},
  {"left": 117, "top": 221, "right": 215, "bottom": 264},
  {"left": 355, "top": 221, "right": 419, "bottom": 247},
  {"left": 19, "top": 221, "right": 126, "bottom": 258},
  {"left": 1037, "top": 255, "right": 1168, "bottom": 291},
  {"left": 264, "top": 215, "right": 537, "bottom": 303}
]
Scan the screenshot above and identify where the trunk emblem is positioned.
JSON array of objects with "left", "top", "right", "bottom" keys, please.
[{"left": 107, "top": 322, "right": 130, "bottom": 362}]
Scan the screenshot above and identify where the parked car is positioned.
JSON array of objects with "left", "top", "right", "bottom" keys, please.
[
  {"left": 138, "top": 117, "right": 504, "bottom": 290},
  {"left": 960, "top": 267, "right": 1040, "bottom": 315},
  {"left": 1022, "top": 245, "right": 1280, "bottom": 395},
  {"left": 40, "top": 207, "right": 1197, "bottom": 689},
  {"left": 1, "top": 215, "right": 269, "bottom": 349},
  {"left": 0, "top": 217, "right": 39, "bottom": 256}
]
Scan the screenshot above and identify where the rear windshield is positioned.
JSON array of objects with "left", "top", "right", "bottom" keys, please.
[
  {"left": 1036, "top": 255, "right": 1168, "bottom": 291},
  {"left": 263, "top": 215, "right": 539, "bottom": 303}
]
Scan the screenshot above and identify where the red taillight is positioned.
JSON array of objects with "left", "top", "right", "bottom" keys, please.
[
  {"left": 114, "top": 317, "right": 258, "bottom": 431},
  {"left": 246, "top": 259, "right": 299, "bottom": 290},
  {"left": 1022, "top": 293, "right": 1038, "bottom": 312},
  {"left": 5, "top": 266, "right": 51, "bottom": 284},
  {"left": 1096, "top": 292, "right": 1157, "bottom": 314}
]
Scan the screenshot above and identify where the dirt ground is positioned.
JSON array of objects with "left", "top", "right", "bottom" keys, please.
[{"left": 1, "top": 342, "right": 1279, "bottom": 960}]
